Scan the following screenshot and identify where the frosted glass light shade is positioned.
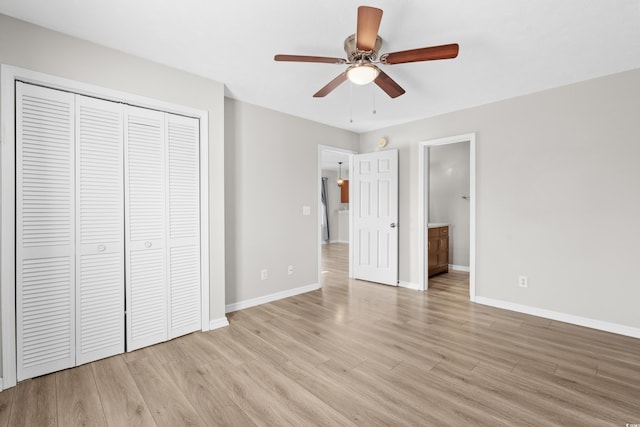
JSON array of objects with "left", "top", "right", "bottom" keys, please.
[{"left": 347, "top": 64, "right": 380, "bottom": 85}]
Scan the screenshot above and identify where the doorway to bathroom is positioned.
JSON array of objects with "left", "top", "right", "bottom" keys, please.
[{"left": 418, "top": 133, "right": 476, "bottom": 300}]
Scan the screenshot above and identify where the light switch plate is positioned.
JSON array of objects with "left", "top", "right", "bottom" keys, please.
[{"left": 302, "top": 206, "right": 311, "bottom": 216}]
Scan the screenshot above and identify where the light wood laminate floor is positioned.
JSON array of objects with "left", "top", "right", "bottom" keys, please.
[{"left": 0, "top": 242, "right": 638, "bottom": 426}]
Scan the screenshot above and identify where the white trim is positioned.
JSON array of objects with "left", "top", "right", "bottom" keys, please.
[
  {"left": 1, "top": 65, "right": 17, "bottom": 389},
  {"left": 209, "top": 316, "right": 229, "bottom": 330},
  {"left": 475, "top": 296, "right": 640, "bottom": 339},
  {"left": 1, "top": 65, "right": 211, "bottom": 389},
  {"left": 225, "top": 283, "right": 320, "bottom": 313},
  {"left": 199, "top": 101, "right": 210, "bottom": 332},
  {"left": 418, "top": 133, "right": 476, "bottom": 303},
  {"left": 2, "top": 66, "right": 207, "bottom": 118},
  {"left": 398, "top": 281, "right": 421, "bottom": 291},
  {"left": 449, "top": 264, "right": 470, "bottom": 272},
  {"left": 0, "top": 378, "right": 3, "bottom": 392}
]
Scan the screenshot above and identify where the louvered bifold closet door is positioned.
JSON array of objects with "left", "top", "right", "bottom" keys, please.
[
  {"left": 166, "top": 114, "right": 201, "bottom": 338},
  {"left": 75, "top": 95, "right": 125, "bottom": 365},
  {"left": 16, "top": 83, "right": 75, "bottom": 381},
  {"left": 125, "top": 106, "right": 168, "bottom": 351}
]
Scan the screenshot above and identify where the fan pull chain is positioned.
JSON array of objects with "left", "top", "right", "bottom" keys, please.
[
  {"left": 372, "top": 84, "right": 377, "bottom": 115},
  {"left": 349, "top": 82, "right": 354, "bottom": 123}
]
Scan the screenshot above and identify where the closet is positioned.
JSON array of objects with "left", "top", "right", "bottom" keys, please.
[{"left": 15, "top": 82, "right": 202, "bottom": 381}]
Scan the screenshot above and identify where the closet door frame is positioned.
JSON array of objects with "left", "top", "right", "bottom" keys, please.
[{"left": 0, "top": 65, "right": 211, "bottom": 390}]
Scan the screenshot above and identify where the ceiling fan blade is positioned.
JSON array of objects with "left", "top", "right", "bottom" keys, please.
[
  {"left": 275, "top": 54, "right": 346, "bottom": 64},
  {"left": 313, "top": 73, "right": 348, "bottom": 97},
  {"left": 381, "top": 43, "right": 459, "bottom": 64},
  {"left": 356, "top": 6, "right": 383, "bottom": 51},
  {"left": 374, "top": 70, "right": 406, "bottom": 99}
]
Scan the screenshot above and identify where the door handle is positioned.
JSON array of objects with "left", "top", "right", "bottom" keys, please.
[{"left": 390, "top": 223, "right": 396, "bottom": 228}]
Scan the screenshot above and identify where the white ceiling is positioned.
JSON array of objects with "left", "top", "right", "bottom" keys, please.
[{"left": 1, "top": 0, "right": 639, "bottom": 133}]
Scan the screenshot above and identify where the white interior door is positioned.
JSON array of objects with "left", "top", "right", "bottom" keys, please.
[
  {"left": 16, "top": 83, "right": 76, "bottom": 380},
  {"left": 124, "top": 106, "right": 168, "bottom": 351},
  {"left": 166, "top": 114, "right": 201, "bottom": 339},
  {"left": 352, "top": 149, "right": 399, "bottom": 286},
  {"left": 75, "top": 95, "right": 125, "bottom": 364}
]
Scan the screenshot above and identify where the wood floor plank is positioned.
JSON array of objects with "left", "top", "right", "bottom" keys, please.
[
  {"left": 8, "top": 374, "right": 57, "bottom": 427},
  {"left": 200, "top": 359, "right": 308, "bottom": 427},
  {"left": 231, "top": 314, "right": 330, "bottom": 367},
  {"left": 314, "top": 358, "right": 450, "bottom": 425},
  {"left": 162, "top": 358, "right": 257, "bottom": 426},
  {"left": 125, "top": 352, "right": 204, "bottom": 427},
  {"left": 196, "top": 327, "right": 259, "bottom": 367},
  {"left": 0, "top": 386, "right": 14, "bottom": 427},
  {"left": 278, "top": 358, "right": 421, "bottom": 426},
  {"left": 232, "top": 359, "right": 357, "bottom": 426},
  {"left": 265, "top": 315, "right": 365, "bottom": 370},
  {"left": 91, "top": 356, "right": 156, "bottom": 427},
  {"left": 56, "top": 364, "right": 107, "bottom": 427}
]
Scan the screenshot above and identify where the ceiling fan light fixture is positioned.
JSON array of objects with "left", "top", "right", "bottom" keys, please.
[{"left": 346, "top": 63, "right": 380, "bottom": 85}]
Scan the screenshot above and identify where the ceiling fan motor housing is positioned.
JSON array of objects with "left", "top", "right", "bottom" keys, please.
[{"left": 344, "top": 34, "right": 382, "bottom": 62}]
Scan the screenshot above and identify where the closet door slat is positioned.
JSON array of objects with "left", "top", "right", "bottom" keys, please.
[
  {"left": 16, "top": 82, "right": 76, "bottom": 381},
  {"left": 166, "top": 114, "right": 201, "bottom": 338},
  {"left": 125, "top": 106, "right": 168, "bottom": 351},
  {"left": 75, "top": 95, "right": 125, "bottom": 365}
]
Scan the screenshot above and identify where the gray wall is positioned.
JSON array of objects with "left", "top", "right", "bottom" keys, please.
[
  {"left": 360, "top": 68, "right": 640, "bottom": 330},
  {"left": 224, "top": 98, "right": 358, "bottom": 305},
  {"left": 429, "top": 142, "right": 470, "bottom": 267},
  {"left": 0, "top": 13, "right": 227, "bottom": 380}
]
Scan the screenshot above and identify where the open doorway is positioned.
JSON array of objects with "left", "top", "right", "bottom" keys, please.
[
  {"left": 418, "top": 133, "right": 476, "bottom": 300},
  {"left": 318, "top": 146, "right": 355, "bottom": 287}
]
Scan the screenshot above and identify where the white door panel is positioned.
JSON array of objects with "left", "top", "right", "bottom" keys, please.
[
  {"left": 352, "top": 150, "right": 398, "bottom": 286},
  {"left": 125, "top": 106, "right": 168, "bottom": 351},
  {"left": 16, "top": 82, "right": 76, "bottom": 380},
  {"left": 75, "top": 95, "right": 125, "bottom": 365},
  {"left": 166, "top": 114, "right": 201, "bottom": 338}
]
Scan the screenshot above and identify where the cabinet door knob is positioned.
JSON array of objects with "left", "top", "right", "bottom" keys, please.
[
  {"left": 390, "top": 223, "right": 396, "bottom": 228},
  {"left": 144, "top": 241, "right": 152, "bottom": 248}
]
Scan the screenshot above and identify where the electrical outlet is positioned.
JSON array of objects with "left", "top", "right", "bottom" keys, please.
[
  {"left": 261, "top": 269, "right": 268, "bottom": 281},
  {"left": 518, "top": 275, "right": 528, "bottom": 288},
  {"left": 287, "top": 265, "right": 294, "bottom": 275}
]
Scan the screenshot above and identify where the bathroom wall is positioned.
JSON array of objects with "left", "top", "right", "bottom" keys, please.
[{"left": 429, "top": 142, "right": 470, "bottom": 267}]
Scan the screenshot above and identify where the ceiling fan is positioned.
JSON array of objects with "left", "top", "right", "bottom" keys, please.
[{"left": 274, "top": 6, "right": 459, "bottom": 99}]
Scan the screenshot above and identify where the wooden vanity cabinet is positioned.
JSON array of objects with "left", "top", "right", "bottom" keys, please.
[
  {"left": 428, "top": 226, "right": 449, "bottom": 277},
  {"left": 340, "top": 180, "right": 349, "bottom": 203}
]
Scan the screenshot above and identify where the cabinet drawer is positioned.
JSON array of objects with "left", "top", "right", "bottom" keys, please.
[{"left": 428, "top": 228, "right": 439, "bottom": 238}]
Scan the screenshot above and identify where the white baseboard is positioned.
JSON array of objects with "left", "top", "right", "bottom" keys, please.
[
  {"left": 0, "top": 378, "right": 3, "bottom": 391},
  {"left": 209, "top": 316, "right": 229, "bottom": 330},
  {"left": 398, "top": 281, "right": 422, "bottom": 291},
  {"left": 475, "top": 296, "right": 640, "bottom": 339},
  {"left": 225, "top": 283, "right": 321, "bottom": 313},
  {"left": 449, "top": 264, "right": 470, "bottom": 272}
]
